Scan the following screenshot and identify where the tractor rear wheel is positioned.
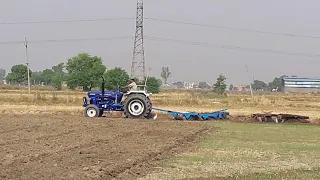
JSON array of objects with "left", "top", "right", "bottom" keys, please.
[
  {"left": 84, "top": 104, "right": 100, "bottom": 118},
  {"left": 123, "top": 94, "right": 152, "bottom": 119}
]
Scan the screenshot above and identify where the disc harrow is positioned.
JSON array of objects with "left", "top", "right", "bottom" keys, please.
[{"left": 152, "top": 108, "right": 229, "bottom": 120}]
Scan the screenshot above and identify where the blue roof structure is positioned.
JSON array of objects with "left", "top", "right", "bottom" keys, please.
[
  {"left": 282, "top": 76, "right": 320, "bottom": 88},
  {"left": 283, "top": 76, "right": 320, "bottom": 82}
]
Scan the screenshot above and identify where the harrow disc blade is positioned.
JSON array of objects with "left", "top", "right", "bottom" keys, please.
[{"left": 173, "top": 115, "right": 186, "bottom": 120}]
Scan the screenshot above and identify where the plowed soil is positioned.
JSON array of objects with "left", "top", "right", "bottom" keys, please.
[{"left": 0, "top": 114, "right": 212, "bottom": 180}]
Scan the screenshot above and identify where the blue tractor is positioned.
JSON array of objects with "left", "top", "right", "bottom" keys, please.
[{"left": 83, "top": 77, "right": 153, "bottom": 119}]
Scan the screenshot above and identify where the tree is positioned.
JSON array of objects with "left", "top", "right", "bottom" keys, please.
[
  {"left": 51, "top": 63, "right": 66, "bottom": 90},
  {"left": 6, "top": 64, "right": 32, "bottom": 84},
  {"left": 213, "top": 74, "right": 227, "bottom": 95},
  {"left": 30, "top": 63, "right": 66, "bottom": 90},
  {"left": 142, "top": 77, "right": 161, "bottom": 93},
  {"left": 42, "top": 69, "right": 55, "bottom": 85},
  {"left": 173, "top": 81, "right": 184, "bottom": 89},
  {"left": 157, "top": 79, "right": 163, "bottom": 87},
  {"left": 161, "top": 67, "right": 171, "bottom": 85},
  {"left": 0, "top": 69, "right": 6, "bottom": 82},
  {"left": 198, "top": 81, "right": 210, "bottom": 89},
  {"left": 251, "top": 80, "right": 268, "bottom": 91},
  {"left": 52, "top": 63, "right": 65, "bottom": 75},
  {"left": 104, "top": 67, "right": 129, "bottom": 90},
  {"left": 31, "top": 71, "right": 44, "bottom": 85},
  {"left": 229, "top": 84, "right": 234, "bottom": 91},
  {"left": 269, "top": 76, "right": 285, "bottom": 92},
  {"left": 52, "top": 75, "right": 63, "bottom": 90},
  {"left": 66, "top": 53, "right": 106, "bottom": 91}
]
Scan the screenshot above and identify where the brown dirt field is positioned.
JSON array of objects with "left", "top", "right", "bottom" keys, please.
[{"left": 0, "top": 114, "right": 213, "bottom": 180}]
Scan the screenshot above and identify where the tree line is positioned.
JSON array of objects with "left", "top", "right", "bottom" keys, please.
[
  {"left": 196, "top": 76, "right": 284, "bottom": 92},
  {"left": 1, "top": 52, "right": 283, "bottom": 94},
  {"left": 247, "top": 78, "right": 284, "bottom": 92},
  {"left": 159, "top": 66, "right": 229, "bottom": 95},
  {"left": 3, "top": 53, "right": 162, "bottom": 93},
  {"left": 0, "top": 60, "right": 232, "bottom": 95}
]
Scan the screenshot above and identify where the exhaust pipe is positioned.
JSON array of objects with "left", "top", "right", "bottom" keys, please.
[{"left": 101, "top": 76, "right": 105, "bottom": 95}]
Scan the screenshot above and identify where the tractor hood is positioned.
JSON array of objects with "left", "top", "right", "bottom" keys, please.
[{"left": 87, "top": 90, "right": 122, "bottom": 97}]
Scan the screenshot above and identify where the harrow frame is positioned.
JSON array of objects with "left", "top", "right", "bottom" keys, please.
[{"left": 152, "top": 108, "right": 229, "bottom": 120}]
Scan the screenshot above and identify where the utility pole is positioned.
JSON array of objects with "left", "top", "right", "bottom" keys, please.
[
  {"left": 131, "top": 0, "right": 146, "bottom": 81},
  {"left": 245, "top": 65, "right": 254, "bottom": 99},
  {"left": 24, "top": 37, "right": 31, "bottom": 94}
]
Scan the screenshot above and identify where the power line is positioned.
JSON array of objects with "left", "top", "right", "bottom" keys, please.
[
  {"left": 0, "top": 36, "right": 133, "bottom": 45},
  {"left": 145, "top": 17, "right": 320, "bottom": 40},
  {"left": 30, "top": 36, "right": 133, "bottom": 43},
  {"left": 2, "top": 35, "right": 319, "bottom": 58},
  {"left": 0, "top": 40, "right": 23, "bottom": 45},
  {"left": 0, "top": 17, "right": 134, "bottom": 25},
  {"left": 144, "top": 36, "right": 320, "bottom": 58},
  {"left": 3, "top": 16, "right": 320, "bottom": 40}
]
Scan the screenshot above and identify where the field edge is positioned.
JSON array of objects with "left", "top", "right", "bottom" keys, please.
[{"left": 123, "top": 124, "right": 216, "bottom": 180}]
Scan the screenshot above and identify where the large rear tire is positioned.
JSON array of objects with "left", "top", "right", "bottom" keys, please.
[{"left": 123, "top": 94, "right": 152, "bottom": 119}]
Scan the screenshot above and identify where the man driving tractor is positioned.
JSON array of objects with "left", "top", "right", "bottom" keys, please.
[
  {"left": 122, "top": 78, "right": 137, "bottom": 91},
  {"left": 120, "top": 78, "right": 138, "bottom": 103}
]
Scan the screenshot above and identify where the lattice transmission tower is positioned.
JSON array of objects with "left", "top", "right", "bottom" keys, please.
[{"left": 131, "top": 0, "right": 145, "bottom": 80}]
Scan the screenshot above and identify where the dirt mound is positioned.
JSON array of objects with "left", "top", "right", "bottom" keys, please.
[
  {"left": 310, "top": 119, "right": 320, "bottom": 126},
  {"left": 227, "top": 115, "right": 257, "bottom": 123},
  {"left": 0, "top": 114, "right": 212, "bottom": 180}
]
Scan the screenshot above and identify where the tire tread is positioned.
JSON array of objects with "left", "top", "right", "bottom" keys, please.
[{"left": 123, "top": 94, "right": 152, "bottom": 119}]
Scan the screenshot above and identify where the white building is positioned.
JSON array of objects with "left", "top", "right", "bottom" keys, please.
[{"left": 183, "top": 82, "right": 195, "bottom": 89}]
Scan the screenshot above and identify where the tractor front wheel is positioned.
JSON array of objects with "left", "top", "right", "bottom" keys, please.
[
  {"left": 123, "top": 94, "right": 152, "bottom": 119},
  {"left": 84, "top": 104, "right": 100, "bottom": 118}
]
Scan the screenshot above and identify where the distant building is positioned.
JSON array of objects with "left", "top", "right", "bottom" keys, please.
[
  {"left": 183, "top": 82, "right": 194, "bottom": 89},
  {"left": 234, "top": 84, "right": 249, "bottom": 91},
  {"left": 283, "top": 76, "right": 320, "bottom": 93}
]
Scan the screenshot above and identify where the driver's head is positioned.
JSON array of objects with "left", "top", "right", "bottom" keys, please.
[{"left": 129, "top": 78, "right": 135, "bottom": 83}]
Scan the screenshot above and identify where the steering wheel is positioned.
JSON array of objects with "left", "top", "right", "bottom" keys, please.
[{"left": 119, "top": 87, "right": 126, "bottom": 93}]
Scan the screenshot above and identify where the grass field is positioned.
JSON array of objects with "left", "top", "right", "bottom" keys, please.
[
  {"left": 1, "top": 85, "right": 320, "bottom": 179},
  {"left": 141, "top": 121, "right": 320, "bottom": 180}
]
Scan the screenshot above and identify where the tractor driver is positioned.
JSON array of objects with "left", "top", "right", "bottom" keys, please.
[{"left": 122, "top": 78, "right": 138, "bottom": 91}]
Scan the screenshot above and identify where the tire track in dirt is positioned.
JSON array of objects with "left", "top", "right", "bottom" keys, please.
[
  {"left": 107, "top": 128, "right": 211, "bottom": 179},
  {"left": 71, "top": 125, "right": 212, "bottom": 180},
  {"left": 1, "top": 131, "right": 140, "bottom": 179},
  {"left": 0, "top": 129, "right": 77, "bottom": 146},
  {"left": 0, "top": 115, "right": 71, "bottom": 134},
  {"left": 0, "top": 115, "right": 98, "bottom": 144},
  {"left": 0, "top": 122, "right": 141, "bottom": 179},
  {"left": 0, "top": 115, "right": 212, "bottom": 180},
  {"left": 0, "top": 124, "right": 52, "bottom": 134}
]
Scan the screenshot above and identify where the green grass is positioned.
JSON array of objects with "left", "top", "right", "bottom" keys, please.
[
  {"left": 232, "top": 167, "right": 320, "bottom": 180},
  {"left": 140, "top": 122, "right": 320, "bottom": 180}
]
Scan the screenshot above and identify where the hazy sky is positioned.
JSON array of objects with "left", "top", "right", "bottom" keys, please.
[{"left": 1, "top": 0, "right": 320, "bottom": 85}]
